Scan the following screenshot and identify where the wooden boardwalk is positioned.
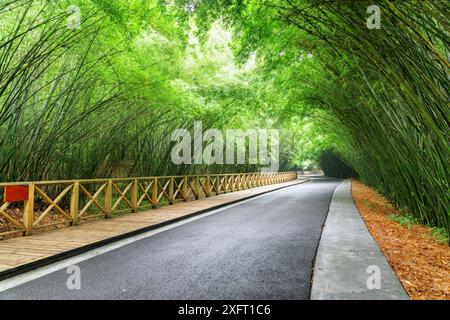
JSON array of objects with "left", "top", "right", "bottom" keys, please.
[{"left": 0, "top": 180, "right": 304, "bottom": 279}]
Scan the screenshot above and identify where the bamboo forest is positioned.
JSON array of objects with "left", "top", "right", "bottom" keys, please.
[{"left": 0, "top": 0, "right": 448, "bottom": 301}]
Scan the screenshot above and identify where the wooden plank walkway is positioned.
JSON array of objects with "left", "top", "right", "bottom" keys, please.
[{"left": 0, "top": 180, "right": 305, "bottom": 279}]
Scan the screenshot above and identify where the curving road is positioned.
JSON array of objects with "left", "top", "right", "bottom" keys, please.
[{"left": 0, "top": 178, "right": 340, "bottom": 300}]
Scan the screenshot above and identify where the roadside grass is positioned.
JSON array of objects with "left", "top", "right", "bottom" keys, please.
[{"left": 389, "top": 213, "right": 449, "bottom": 244}]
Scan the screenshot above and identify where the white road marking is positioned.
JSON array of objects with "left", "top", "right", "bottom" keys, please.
[{"left": 0, "top": 180, "right": 310, "bottom": 292}]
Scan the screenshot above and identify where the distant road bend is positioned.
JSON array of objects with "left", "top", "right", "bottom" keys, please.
[{"left": 0, "top": 178, "right": 340, "bottom": 300}]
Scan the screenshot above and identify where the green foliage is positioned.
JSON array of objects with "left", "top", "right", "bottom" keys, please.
[
  {"left": 0, "top": 0, "right": 448, "bottom": 240},
  {"left": 171, "top": 0, "right": 449, "bottom": 238},
  {"left": 0, "top": 0, "right": 269, "bottom": 181},
  {"left": 389, "top": 213, "right": 418, "bottom": 229},
  {"left": 430, "top": 228, "right": 449, "bottom": 245},
  {"left": 390, "top": 213, "right": 449, "bottom": 244},
  {"left": 319, "top": 150, "right": 358, "bottom": 179}
]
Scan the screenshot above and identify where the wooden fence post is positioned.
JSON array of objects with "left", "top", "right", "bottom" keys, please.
[
  {"left": 23, "top": 183, "right": 35, "bottom": 236},
  {"left": 215, "top": 175, "right": 220, "bottom": 195},
  {"left": 205, "top": 175, "right": 211, "bottom": 197},
  {"left": 183, "top": 176, "right": 188, "bottom": 201},
  {"left": 70, "top": 181, "right": 79, "bottom": 225},
  {"left": 168, "top": 177, "right": 174, "bottom": 204},
  {"left": 152, "top": 177, "right": 158, "bottom": 207},
  {"left": 105, "top": 180, "right": 112, "bottom": 218},
  {"left": 194, "top": 176, "right": 200, "bottom": 199},
  {"left": 131, "top": 179, "right": 138, "bottom": 212}
]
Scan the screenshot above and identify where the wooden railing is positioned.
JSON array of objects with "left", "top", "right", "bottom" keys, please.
[{"left": 0, "top": 172, "right": 297, "bottom": 238}]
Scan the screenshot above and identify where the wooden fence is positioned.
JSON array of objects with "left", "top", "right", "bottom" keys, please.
[{"left": 0, "top": 172, "right": 297, "bottom": 238}]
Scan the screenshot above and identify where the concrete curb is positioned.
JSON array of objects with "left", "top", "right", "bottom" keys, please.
[{"left": 311, "top": 180, "right": 409, "bottom": 300}]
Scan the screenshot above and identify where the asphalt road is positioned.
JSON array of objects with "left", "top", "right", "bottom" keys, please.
[{"left": 0, "top": 178, "right": 340, "bottom": 300}]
